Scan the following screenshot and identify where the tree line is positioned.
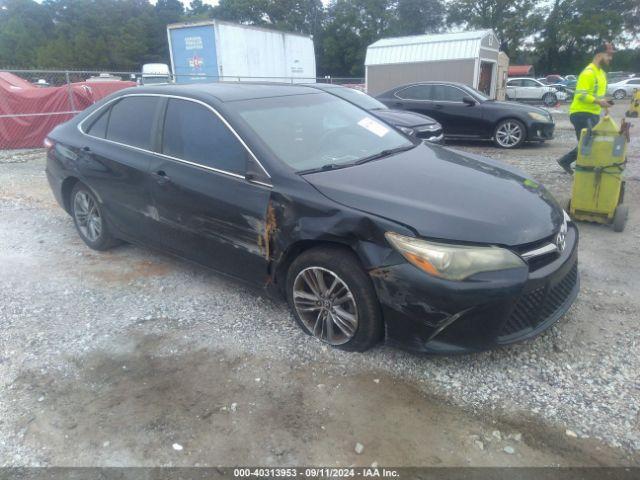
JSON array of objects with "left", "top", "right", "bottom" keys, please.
[{"left": 0, "top": 0, "right": 638, "bottom": 76}]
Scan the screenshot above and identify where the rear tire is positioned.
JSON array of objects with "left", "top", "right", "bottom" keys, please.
[
  {"left": 286, "top": 246, "right": 383, "bottom": 352},
  {"left": 612, "top": 205, "right": 628, "bottom": 232},
  {"left": 70, "top": 182, "right": 119, "bottom": 251},
  {"left": 613, "top": 89, "right": 626, "bottom": 100}
]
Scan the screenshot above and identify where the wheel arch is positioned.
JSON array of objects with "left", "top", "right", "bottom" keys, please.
[
  {"left": 272, "top": 239, "right": 363, "bottom": 296},
  {"left": 61, "top": 176, "right": 81, "bottom": 214},
  {"left": 62, "top": 177, "right": 105, "bottom": 214}
]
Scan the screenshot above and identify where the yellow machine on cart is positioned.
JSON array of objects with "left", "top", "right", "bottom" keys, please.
[
  {"left": 626, "top": 89, "right": 640, "bottom": 118},
  {"left": 568, "top": 115, "right": 630, "bottom": 232}
]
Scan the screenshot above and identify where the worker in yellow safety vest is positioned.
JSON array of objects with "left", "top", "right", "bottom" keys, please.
[{"left": 557, "top": 43, "right": 615, "bottom": 174}]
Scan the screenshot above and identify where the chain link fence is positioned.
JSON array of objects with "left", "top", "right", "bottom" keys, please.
[{"left": 0, "top": 69, "right": 364, "bottom": 150}]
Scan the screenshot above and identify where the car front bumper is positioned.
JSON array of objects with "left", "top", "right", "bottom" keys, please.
[
  {"left": 368, "top": 224, "right": 579, "bottom": 354},
  {"left": 527, "top": 121, "right": 555, "bottom": 141}
]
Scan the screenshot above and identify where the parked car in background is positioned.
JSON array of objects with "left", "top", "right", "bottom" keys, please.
[
  {"left": 44, "top": 83, "right": 578, "bottom": 354},
  {"left": 549, "top": 83, "right": 574, "bottom": 101},
  {"left": 545, "top": 74, "right": 565, "bottom": 84},
  {"left": 140, "top": 63, "right": 171, "bottom": 85},
  {"left": 376, "top": 81, "right": 555, "bottom": 148},
  {"left": 565, "top": 75, "right": 577, "bottom": 82},
  {"left": 607, "top": 77, "right": 640, "bottom": 99},
  {"left": 305, "top": 83, "right": 443, "bottom": 143},
  {"left": 506, "top": 78, "right": 564, "bottom": 106}
]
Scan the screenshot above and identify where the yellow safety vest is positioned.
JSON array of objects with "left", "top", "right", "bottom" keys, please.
[{"left": 569, "top": 63, "right": 607, "bottom": 115}]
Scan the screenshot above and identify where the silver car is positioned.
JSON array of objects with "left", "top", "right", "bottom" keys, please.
[{"left": 607, "top": 77, "right": 640, "bottom": 99}]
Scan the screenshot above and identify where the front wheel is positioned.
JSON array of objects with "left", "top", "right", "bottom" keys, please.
[
  {"left": 542, "top": 93, "right": 557, "bottom": 107},
  {"left": 286, "top": 247, "right": 383, "bottom": 351},
  {"left": 493, "top": 119, "right": 526, "bottom": 148},
  {"left": 613, "top": 89, "right": 626, "bottom": 100}
]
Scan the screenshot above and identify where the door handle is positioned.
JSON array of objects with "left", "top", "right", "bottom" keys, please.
[
  {"left": 152, "top": 170, "right": 171, "bottom": 185},
  {"left": 435, "top": 104, "right": 444, "bottom": 109},
  {"left": 394, "top": 102, "right": 403, "bottom": 107},
  {"left": 82, "top": 146, "right": 91, "bottom": 152}
]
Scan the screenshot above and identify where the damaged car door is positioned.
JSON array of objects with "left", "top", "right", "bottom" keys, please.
[
  {"left": 147, "top": 96, "right": 271, "bottom": 283},
  {"left": 76, "top": 95, "right": 164, "bottom": 242}
]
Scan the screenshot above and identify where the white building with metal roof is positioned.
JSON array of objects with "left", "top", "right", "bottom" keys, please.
[{"left": 365, "top": 30, "right": 502, "bottom": 97}]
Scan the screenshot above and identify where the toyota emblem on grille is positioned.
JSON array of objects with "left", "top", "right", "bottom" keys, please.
[{"left": 556, "top": 218, "right": 568, "bottom": 253}]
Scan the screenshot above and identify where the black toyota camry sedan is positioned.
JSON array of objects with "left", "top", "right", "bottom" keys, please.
[
  {"left": 376, "top": 81, "right": 556, "bottom": 148},
  {"left": 304, "top": 83, "right": 444, "bottom": 143},
  {"left": 45, "top": 83, "right": 578, "bottom": 354}
]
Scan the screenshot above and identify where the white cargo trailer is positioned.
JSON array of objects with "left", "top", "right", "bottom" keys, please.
[{"left": 167, "top": 20, "right": 316, "bottom": 83}]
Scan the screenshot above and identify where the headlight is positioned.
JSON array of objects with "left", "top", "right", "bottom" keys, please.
[
  {"left": 385, "top": 232, "right": 525, "bottom": 281},
  {"left": 397, "top": 126, "right": 414, "bottom": 136},
  {"left": 528, "top": 112, "right": 549, "bottom": 122}
]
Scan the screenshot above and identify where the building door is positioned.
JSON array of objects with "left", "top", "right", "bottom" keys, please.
[{"left": 478, "top": 61, "right": 494, "bottom": 96}]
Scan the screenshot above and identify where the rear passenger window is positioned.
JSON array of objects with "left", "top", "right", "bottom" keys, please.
[
  {"left": 162, "top": 99, "right": 246, "bottom": 175},
  {"left": 86, "top": 108, "right": 109, "bottom": 138},
  {"left": 106, "top": 96, "right": 160, "bottom": 150},
  {"left": 396, "top": 85, "right": 433, "bottom": 100}
]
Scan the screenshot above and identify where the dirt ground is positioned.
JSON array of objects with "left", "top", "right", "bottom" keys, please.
[{"left": 0, "top": 102, "right": 638, "bottom": 467}]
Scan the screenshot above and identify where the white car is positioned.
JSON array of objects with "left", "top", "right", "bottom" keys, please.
[
  {"left": 607, "top": 77, "right": 640, "bottom": 99},
  {"left": 506, "top": 77, "right": 564, "bottom": 106}
]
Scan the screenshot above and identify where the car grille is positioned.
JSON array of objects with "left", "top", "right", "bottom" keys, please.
[
  {"left": 513, "top": 235, "right": 559, "bottom": 271},
  {"left": 498, "top": 263, "right": 578, "bottom": 339}
]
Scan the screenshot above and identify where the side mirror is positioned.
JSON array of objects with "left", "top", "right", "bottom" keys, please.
[{"left": 462, "top": 96, "right": 476, "bottom": 106}]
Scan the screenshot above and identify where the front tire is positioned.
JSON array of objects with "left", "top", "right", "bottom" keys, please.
[
  {"left": 542, "top": 93, "right": 557, "bottom": 107},
  {"left": 286, "top": 246, "right": 383, "bottom": 351},
  {"left": 70, "top": 182, "right": 119, "bottom": 251},
  {"left": 493, "top": 119, "right": 526, "bottom": 148},
  {"left": 613, "top": 89, "right": 626, "bottom": 100}
]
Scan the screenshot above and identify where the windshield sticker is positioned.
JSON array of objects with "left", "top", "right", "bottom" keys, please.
[{"left": 358, "top": 117, "right": 389, "bottom": 137}]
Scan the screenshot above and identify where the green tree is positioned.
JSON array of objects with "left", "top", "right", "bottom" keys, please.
[
  {"left": 388, "top": 0, "right": 444, "bottom": 36},
  {"left": 212, "top": 0, "right": 324, "bottom": 36},
  {"left": 35, "top": 0, "right": 161, "bottom": 69},
  {"left": 534, "top": 0, "right": 639, "bottom": 74},
  {"left": 319, "top": 0, "right": 392, "bottom": 77},
  {"left": 187, "top": 0, "right": 214, "bottom": 18},
  {"left": 0, "top": 0, "right": 54, "bottom": 67},
  {"left": 447, "top": 0, "right": 542, "bottom": 57}
]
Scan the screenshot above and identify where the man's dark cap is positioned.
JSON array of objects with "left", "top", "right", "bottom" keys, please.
[{"left": 595, "top": 42, "right": 615, "bottom": 54}]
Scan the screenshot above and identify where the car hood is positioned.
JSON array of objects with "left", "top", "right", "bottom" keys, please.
[
  {"left": 303, "top": 144, "right": 563, "bottom": 246},
  {"left": 373, "top": 108, "right": 438, "bottom": 128}
]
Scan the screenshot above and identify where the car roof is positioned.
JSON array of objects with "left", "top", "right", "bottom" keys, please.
[
  {"left": 128, "top": 82, "right": 321, "bottom": 102},
  {"left": 301, "top": 83, "right": 343, "bottom": 90},
  {"left": 390, "top": 81, "right": 472, "bottom": 91}
]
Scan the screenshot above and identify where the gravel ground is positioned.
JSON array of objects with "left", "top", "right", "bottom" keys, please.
[{"left": 0, "top": 102, "right": 639, "bottom": 466}]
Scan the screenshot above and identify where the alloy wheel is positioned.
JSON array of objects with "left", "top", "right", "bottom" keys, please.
[
  {"left": 614, "top": 90, "right": 626, "bottom": 100},
  {"left": 292, "top": 267, "right": 358, "bottom": 345},
  {"left": 495, "top": 121, "right": 523, "bottom": 148},
  {"left": 73, "top": 190, "right": 102, "bottom": 242}
]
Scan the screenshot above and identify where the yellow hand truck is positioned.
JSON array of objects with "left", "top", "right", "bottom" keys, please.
[{"left": 568, "top": 115, "right": 630, "bottom": 232}]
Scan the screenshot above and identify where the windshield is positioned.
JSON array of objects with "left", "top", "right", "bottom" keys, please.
[
  {"left": 325, "top": 86, "right": 389, "bottom": 110},
  {"left": 466, "top": 86, "right": 490, "bottom": 101},
  {"left": 232, "top": 93, "right": 413, "bottom": 172}
]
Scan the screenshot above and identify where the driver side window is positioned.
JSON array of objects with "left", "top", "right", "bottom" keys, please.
[{"left": 162, "top": 99, "right": 246, "bottom": 175}]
